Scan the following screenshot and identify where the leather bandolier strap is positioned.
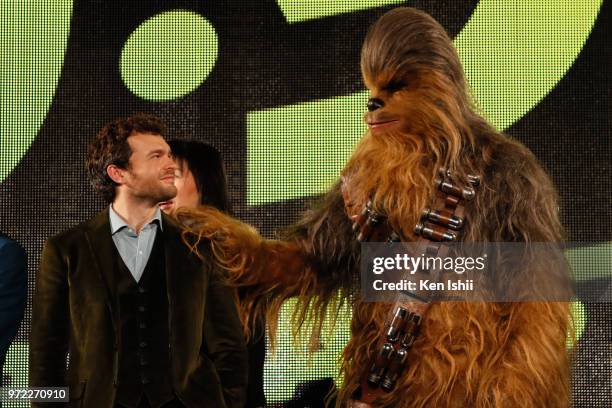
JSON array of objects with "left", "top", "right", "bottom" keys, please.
[{"left": 342, "top": 168, "right": 480, "bottom": 407}]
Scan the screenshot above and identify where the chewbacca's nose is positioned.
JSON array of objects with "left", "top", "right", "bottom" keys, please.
[{"left": 367, "top": 98, "right": 385, "bottom": 112}]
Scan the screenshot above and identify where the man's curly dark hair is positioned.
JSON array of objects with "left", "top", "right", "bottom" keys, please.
[{"left": 86, "top": 113, "right": 168, "bottom": 203}]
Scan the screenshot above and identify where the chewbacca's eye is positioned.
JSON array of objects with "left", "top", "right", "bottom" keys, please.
[{"left": 384, "top": 80, "right": 406, "bottom": 93}]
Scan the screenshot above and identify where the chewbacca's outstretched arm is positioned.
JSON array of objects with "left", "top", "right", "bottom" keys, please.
[
  {"left": 176, "top": 206, "right": 316, "bottom": 341},
  {"left": 176, "top": 183, "right": 359, "bottom": 343},
  {"left": 176, "top": 206, "right": 309, "bottom": 289},
  {"left": 178, "top": 181, "right": 359, "bottom": 292}
]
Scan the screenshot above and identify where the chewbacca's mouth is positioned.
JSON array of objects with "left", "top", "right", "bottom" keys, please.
[{"left": 367, "top": 120, "right": 399, "bottom": 130}]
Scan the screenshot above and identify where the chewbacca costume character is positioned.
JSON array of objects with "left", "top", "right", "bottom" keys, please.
[{"left": 179, "top": 8, "right": 571, "bottom": 408}]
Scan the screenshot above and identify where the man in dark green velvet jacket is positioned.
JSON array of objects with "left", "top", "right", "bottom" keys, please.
[{"left": 29, "top": 113, "right": 248, "bottom": 408}]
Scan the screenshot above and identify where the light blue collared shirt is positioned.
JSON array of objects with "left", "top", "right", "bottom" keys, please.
[{"left": 109, "top": 205, "right": 163, "bottom": 283}]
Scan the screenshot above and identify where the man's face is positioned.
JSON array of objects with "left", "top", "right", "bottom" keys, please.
[
  {"left": 159, "top": 160, "right": 200, "bottom": 213},
  {"left": 120, "top": 132, "right": 177, "bottom": 203}
]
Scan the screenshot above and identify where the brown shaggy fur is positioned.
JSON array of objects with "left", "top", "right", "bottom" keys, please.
[{"left": 179, "top": 7, "right": 571, "bottom": 407}]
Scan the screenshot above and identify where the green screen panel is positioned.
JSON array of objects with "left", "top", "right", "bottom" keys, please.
[
  {"left": 567, "top": 242, "right": 612, "bottom": 282},
  {"left": 456, "top": 0, "right": 602, "bottom": 130},
  {"left": 247, "top": 92, "right": 367, "bottom": 206},
  {"left": 569, "top": 300, "right": 586, "bottom": 348},
  {"left": 277, "top": 0, "right": 405, "bottom": 23},
  {"left": 0, "top": 0, "right": 72, "bottom": 182},
  {"left": 120, "top": 10, "right": 218, "bottom": 102}
]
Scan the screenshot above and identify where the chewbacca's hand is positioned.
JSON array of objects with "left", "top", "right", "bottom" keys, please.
[
  {"left": 175, "top": 206, "right": 304, "bottom": 289},
  {"left": 176, "top": 206, "right": 259, "bottom": 243},
  {"left": 353, "top": 201, "right": 396, "bottom": 242},
  {"left": 175, "top": 206, "right": 263, "bottom": 272},
  {"left": 341, "top": 175, "right": 361, "bottom": 222},
  {"left": 341, "top": 176, "right": 395, "bottom": 242}
]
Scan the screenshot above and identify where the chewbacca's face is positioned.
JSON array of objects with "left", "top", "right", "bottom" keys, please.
[
  {"left": 363, "top": 73, "right": 405, "bottom": 135},
  {"left": 363, "top": 70, "right": 431, "bottom": 136},
  {"left": 360, "top": 8, "right": 468, "bottom": 139}
]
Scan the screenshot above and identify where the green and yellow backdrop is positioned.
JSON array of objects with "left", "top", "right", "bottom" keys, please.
[{"left": 1, "top": 0, "right": 610, "bottom": 406}]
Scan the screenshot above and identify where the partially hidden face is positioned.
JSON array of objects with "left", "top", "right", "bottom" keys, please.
[
  {"left": 122, "top": 132, "right": 177, "bottom": 203},
  {"left": 159, "top": 160, "right": 200, "bottom": 213}
]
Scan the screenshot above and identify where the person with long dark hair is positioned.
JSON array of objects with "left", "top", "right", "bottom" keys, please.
[
  {"left": 159, "top": 141, "right": 231, "bottom": 214},
  {"left": 160, "top": 140, "right": 266, "bottom": 408}
]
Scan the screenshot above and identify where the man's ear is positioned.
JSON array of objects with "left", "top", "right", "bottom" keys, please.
[{"left": 107, "top": 164, "right": 125, "bottom": 185}]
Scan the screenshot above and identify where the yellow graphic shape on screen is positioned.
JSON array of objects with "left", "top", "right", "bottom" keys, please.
[
  {"left": 2, "top": 341, "right": 28, "bottom": 390},
  {"left": 248, "top": 93, "right": 368, "bottom": 205},
  {"left": 566, "top": 241, "right": 612, "bottom": 283},
  {"left": 120, "top": 10, "right": 218, "bottom": 101},
  {"left": 277, "top": 0, "right": 404, "bottom": 23},
  {"left": 568, "top": 300, "right": 586, "bottom": 349},
  {"left": 0, "top": 1, "right": 72, "bottom": 183},
  {"left": 454, "top": 1, "right": 602, "bottom": 131},
  {"left": 247, "top": 0, "right": 602, "bottom": 206}
]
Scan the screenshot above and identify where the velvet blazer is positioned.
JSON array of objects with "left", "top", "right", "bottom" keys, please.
[{"left": 29, "top": 209, "right": 248, "bottom": 408}]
